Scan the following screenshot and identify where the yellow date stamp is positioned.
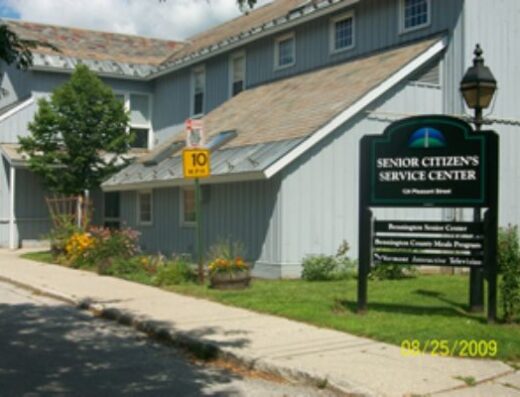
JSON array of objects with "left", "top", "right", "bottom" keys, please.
[{"left": 400, "top": 339, "right": 498, "bottom": 357}]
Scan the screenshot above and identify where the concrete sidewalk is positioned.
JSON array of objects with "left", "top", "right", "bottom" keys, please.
[{"left": 0, "top": 249, "right": 517, "bottom": 397}]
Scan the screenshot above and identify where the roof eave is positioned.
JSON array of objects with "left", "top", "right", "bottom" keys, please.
[
  {"left": 102, "top": 170, "right": 267, "bottom": 192},
  {"left": 29, "top": 63, "right": 151, "bottom": 81},
  {"left": 147, "top": 0, "right": 360, "bottom": 81}
]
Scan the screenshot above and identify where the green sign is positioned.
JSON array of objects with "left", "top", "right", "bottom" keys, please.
[
  {"left": 357, "top": 115, "right": 500, "bottom": 322},
  {"left": 364, "top": 116, "right": 496, "bottom": 207}
]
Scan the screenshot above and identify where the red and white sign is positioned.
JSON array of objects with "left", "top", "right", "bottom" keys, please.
[{"left": 185, "top": 118, "right": 205, "bottom": 148}]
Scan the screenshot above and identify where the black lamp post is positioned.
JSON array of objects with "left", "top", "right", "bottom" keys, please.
[
  {"left": 460, "top": 44, "right": 498, "bottom": 131},
  {"left": 460, "top": 44, "right": 497, "bottom": 312}
]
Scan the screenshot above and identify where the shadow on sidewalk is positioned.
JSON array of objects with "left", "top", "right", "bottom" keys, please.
[{"left": 0, "top": 300, "right": 249, "bottom": 396}]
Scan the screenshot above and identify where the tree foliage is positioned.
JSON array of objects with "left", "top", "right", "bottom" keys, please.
[
  {"left": 0, "top": 23, "right": 38, "bottom": 70},
  {"left": 19, "top": 65, "right": 131, "bottom": 195}
]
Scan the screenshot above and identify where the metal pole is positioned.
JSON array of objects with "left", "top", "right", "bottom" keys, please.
[
  {"left": 469, "top": 107, "right": 485, "bottom": 312},
  {"left": 195, "top": 178, "right": 204, "bottom": 284}
]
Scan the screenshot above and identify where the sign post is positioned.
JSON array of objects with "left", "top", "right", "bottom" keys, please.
[
  {"left": 357, "top": 115, "right": 499, "bottom": 322},
  {"left": 183, "top": 119, "right": 210, "bottom": 284}
]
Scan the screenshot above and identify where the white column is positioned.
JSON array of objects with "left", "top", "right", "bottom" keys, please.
[{"left": 8, "top": 165, "right": 16, "bottom": 249}]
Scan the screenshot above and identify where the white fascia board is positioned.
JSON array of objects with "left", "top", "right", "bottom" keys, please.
[
  {"left": 263, "top": 36, "right": 447, "bottom": 179},
  {"left": 102, "top": 171, "right": 266, "bottom": 192},
  {"left": 0, "top": 96, "right": 34, "bottom": 123}
]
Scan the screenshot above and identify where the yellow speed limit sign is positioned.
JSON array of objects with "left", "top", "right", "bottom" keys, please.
[{"left": 182, "top": 148, "right": 210, "bottom": 178}]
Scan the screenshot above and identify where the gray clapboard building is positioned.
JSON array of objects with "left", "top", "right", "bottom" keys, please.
[{"left": 1, "top": 0, "right": 519, "bottom": 277}]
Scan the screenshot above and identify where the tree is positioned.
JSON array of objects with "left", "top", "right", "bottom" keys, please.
[
  {"left": 237, "top": 0, "right": 257, "bottom": 10},
  {"left": 0, "top": 23, "right": 41, "bottom": 70},
  {"left": 19, "top": 64, "right": 131, "bottom": 195}
]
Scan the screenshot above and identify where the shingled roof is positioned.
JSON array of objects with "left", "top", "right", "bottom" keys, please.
[
  {"left": 2, "top": 0, "right": 359, "bottom": 78},
  {"left": 103, "top": 36, "right": 445, "bottom": 190},
  {"left": 4, "top": 19, "right": 183, "bottom": 66},
  {"left": 201, "top": 37, "right": 439, "bottom": 147}
]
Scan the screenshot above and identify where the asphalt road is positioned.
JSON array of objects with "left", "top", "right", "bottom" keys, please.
[{"left": 0, "top": 281, "right": 336, "bottom": 397}]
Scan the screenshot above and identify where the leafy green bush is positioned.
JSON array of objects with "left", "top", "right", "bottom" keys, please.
[
  {"left": 207, "top": 238, "right": 245, "bottom": 261},
  {"left": 498, "top": 225, "right": 520, "bottom": 323},
  {"left": 100, "top": 256, "right": 143, "bottom": 276},
  {"left": 88, "top": 226, "right": 140, "bottom": 273},
  {"left": 48, "top": 214, "right": 81, "bottom": 256},
  {"left": 369, "top": 264, "right": 416, "bottom": 280},
  {"left": 154, "top": 258, "right": 196, "bottom": 286},
  {"left": 301, "top": 255, "right": 338, "bottom": 281},
  {"left": 301, "top": 240, "right": 356, "bottom": 281}
]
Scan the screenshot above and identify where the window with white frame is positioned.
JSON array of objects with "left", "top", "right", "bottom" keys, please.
[
  {"left": 400, "top": 0, "right": 430, "bottom": 32},
  {"left": 137, "top": 190, "right": 153, "bottom": 225},
  {"left": 230, "top": 52, "right": 246, "bottom": 97},
  {"left": 115, "top": 92, "right": 153, "bottom": 149},
  {"left": 330, "top": 11, "right": 355, "bottom": 53},
  {"left": 274, "top": 33, "right": 295, "bottom": 69},
  {"left": 180, "top": 187, "right": 196, "bottom": 226},
  {"left": 191, "top": 66, "right": 205, "bottom": 116}
]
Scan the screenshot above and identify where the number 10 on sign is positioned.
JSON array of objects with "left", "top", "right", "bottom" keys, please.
[{"left": 182, "top": 149, "right": 210, "bottom": 178}]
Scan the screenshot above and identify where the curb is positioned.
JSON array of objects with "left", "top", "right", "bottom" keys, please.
[{"left": 0, "top": 276, "right": 372, "bottom": 397}]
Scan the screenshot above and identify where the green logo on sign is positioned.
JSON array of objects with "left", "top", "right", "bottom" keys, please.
[{"left": 408, "top": 127, "right": 446, "bottom": 148}]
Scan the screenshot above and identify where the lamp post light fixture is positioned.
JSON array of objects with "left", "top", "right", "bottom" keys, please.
[
  {"left": 460, "top": 44, "right": 498, "bottom": 131},
  {"left": 460, "top": 44, "right": 497, "bottom": 313}
]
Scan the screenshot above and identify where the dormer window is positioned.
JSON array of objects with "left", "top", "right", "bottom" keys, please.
[
  {"left": 330, "top": 11, "right": 355, "bottom": 53},
  {"left": 400, "top": 0, "right": 430, "bottom": 33},
  {"left": 191, "top": 66, "right": 205, "bottom": 116},
  {"left": 274, "top": 33, "right": 295, "bottom": 69},
  {"left": 230, "top": 52, "right": 246, "bottom": 97}
]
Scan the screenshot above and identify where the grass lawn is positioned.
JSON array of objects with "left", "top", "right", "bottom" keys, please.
[
  {"left": 21, "top": 251, "right": 520, "bottom": 362},
  {"left": 21, "top": 251, "right": 55, "bottom": 264},
  {"left": 168, "top": 276, "right": 519, "bottom": 362}
]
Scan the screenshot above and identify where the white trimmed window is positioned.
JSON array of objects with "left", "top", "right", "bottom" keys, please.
[
  {"left": 400, "top": 0, "right": 430, "bottom": 33},
  {"left": 330, "top": 11, "right": 355, "bottom": 53},
  {"left": 191, "top": 66, "right": 205, "bottom": 116},
  {"left": 115, "top": 92, "right": 153, "bottom": 149},
  {"left": 230, "top": 51, "right": 246, "bottom": 97},
  {"left": 137, "top": 190, "right": 153, "bottom": 225},
  {"left": 274, "top": 32, "right": 295, "bottom": 69},
  {"left": 180, "top": 187, "right": 196, "bottom": 226}
]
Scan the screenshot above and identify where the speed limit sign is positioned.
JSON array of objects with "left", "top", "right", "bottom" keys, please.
[{"left": 182, "top": 148, "right": 210, "bottom": 178}]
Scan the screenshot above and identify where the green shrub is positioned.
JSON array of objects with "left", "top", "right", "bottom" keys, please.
[
  {"left": 301, "top": 255, "right": 338, "bottom": 281},
  {"left": 301, "top": 240, "right": 356, "bottom": 281},
  {"left": 100, "top": 256, "right": 143, "bottom": 276},
  {"left": 48, "top": 214, "right": 81, "bottom": 256},
  {"left": 498, "top": 225, "right": 520, "bottom": 323},
  {"left": 369, "top": 264, "right": 416, "bottom": 280},
  {"left": 207, "top": 238, "right": 245, "bottom": 261},
  {"left": 88, "top": 226, "right": 140, "bottom": 273},
  {"left": 154, "top": 259, "right": 196, "bottom": 286}
]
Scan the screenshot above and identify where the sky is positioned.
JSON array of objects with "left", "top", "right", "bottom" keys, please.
[{"left": 0, "top": 0, "right": 272, "bottom": 41}]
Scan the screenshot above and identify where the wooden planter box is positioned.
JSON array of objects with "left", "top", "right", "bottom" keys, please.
[{"left": 209, "top": 270, "right": 251, "bottom": 290}]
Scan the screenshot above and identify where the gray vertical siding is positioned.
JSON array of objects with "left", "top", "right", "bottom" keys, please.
[
  {"left": 246, "top": 0, "right": 462, "bottom": 88},
  {"left": 119, "top": 177, "right": 283, "bottom": 276},
  {"left": 152, "top": 69, "right": 190, "bottom": 144},
  {"left": 0, "top": 99, "right": 37, "bottom": 142},
  {"left": 279, "top": 79, "right": 444, "bottom": 276},
  {"left": 464, "top": 0, "right": 520, "bottom": 227}
]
